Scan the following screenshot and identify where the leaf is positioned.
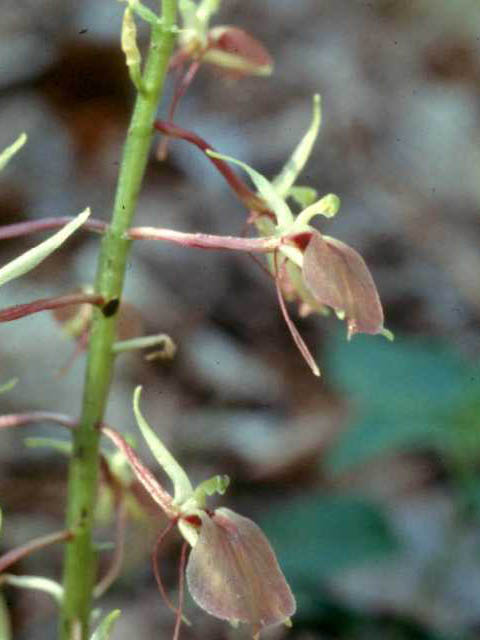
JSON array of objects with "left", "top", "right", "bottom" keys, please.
[
  {"left": 186, "top": 508, "right": 296, "bottom": 635},
  {"left": 133, "top": 386, "right": 192, "bottom": 503},
  {"left": 90, "top": 609, "right": 121, "bottom": 640},
  {"left": 273, "top": 95, "right": 321, "bottom": 198},
  {"left": 0, "top": 208, "right": 90, "bottom": 288},
  {"left": 0, "top": 133, "right": 27, "bottom": 172},
  {"left": 325, "top": 335, "right": 474, "bottom": 473},
  {"left": 302, "top": 233, "right": 384, "bottom": 338},
  {"left": 327, "top": 333, "right": 470, "bottom": 414},
  {"left": 206, "top": 150, "right": 294, "bottom": 228},
  {"left": 327, "top": 408, "right": 446, "bottom": 475},
  {"left": 260, "top": 494, "right": 399, "bottom": 583}
]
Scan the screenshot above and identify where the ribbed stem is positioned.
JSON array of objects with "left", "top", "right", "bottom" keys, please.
[{"left": 59, "top": 3, "right": 177, "bottom": 637}]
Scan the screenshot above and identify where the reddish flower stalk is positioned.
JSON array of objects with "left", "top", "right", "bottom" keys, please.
[
  {"left": 101, "top": 425, "right": 177, "bottom": 520},
  {"left": 127, "top": 226, "right": 280, "bottom": 253},
  {"left": 0, "top": 217, "right": 107, "bottom": 241},
  {"left": 0, "top": 292, "right": 105, "bottom": 323},
  {"left": 0, "top": 529, "right": 73, "bottom": 573},
  {"left": 0, "top": 412, "right": 76, "bottom": 431},
  {"left": 93, "top": 497, "right": 128, "bottom": 598},
  {"left": 154, "top": 120, "right": 269, "bottom": 213}
]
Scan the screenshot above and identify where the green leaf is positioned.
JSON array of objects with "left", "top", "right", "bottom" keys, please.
[
  {"left": 260, "top": 494, "right": 399, "bottom": 582},
  {"left": 327, "top": 408, "right": 446, "bottom": 475},
  {"left": 133, "top": 386, "right": 193, "bottom": 503},
  {"left": 0, "top": 207, "right": 91, "bottom": 288},
  {"left": 206, "top": 150, "right": 294, "bottom": 228},
  {"left": 325, "top": 334, "right": 475, "bottom": 473},
  {"left": 0, "top": 133, "right": 27, "bottom": 172},
  {"left": 90, "top": 609, "right": 121, "bottom": 640},
  {"left": 273, "top": 94, "right": 321, "bottom": 198},
  {"left": 327, "top": 333, "right": 469, "bottom": 415}
]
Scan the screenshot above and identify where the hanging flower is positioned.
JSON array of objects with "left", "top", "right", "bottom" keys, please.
[
  {"left": 173, "top": 0, "right": 273, "bottom": 76},
  {"left": 153, "top": 95, "right": 391, "bottom": 376},
  {"left": 101, "top": 387, "right": 295, "bottom": 639}
]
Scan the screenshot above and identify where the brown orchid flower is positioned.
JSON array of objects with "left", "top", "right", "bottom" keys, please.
[{"left": 101, "top": 387, "right": 296, "bottom": 639}]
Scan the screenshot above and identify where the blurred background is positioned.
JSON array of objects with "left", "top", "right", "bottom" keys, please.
[{"left": 1, "top": 0, "right": 480, "bottom": 638}]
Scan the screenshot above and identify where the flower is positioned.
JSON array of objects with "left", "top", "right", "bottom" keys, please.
[
  {"left": 157, "top": 0, "right": 272, "bottom": 159},
  {"left": 203, "top": 94, "right": 389, "bottom": 376},
  {"left": 102, "top": 387, "right": 296, "bottom": 638},
  {"left": 173, "top": 0, "right": 273, "bottom": 77}
]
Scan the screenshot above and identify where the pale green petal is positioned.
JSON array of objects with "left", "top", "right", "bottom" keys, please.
[
  {"left": 90, "top": 610, "right": 121, "bottom": 640},
  {"left": 0, "top": 207, "right": 90, "bottom": 288},
  {"left": 206, "top": 150, "right": 294, "bottom": 227},
  {"left": 0, "top": 378, "right": 18, "bottom": 394},
  {"left": 295, "top": 193, "right": 341, "bottom": 227},
  {"left": 0, "top": 575, "right": 63, "bottom": 604},
  {"left": 179, "top": 0, "right": 198, "bottom": 29},
  {"left": 133, "top": 386, "right": 193, "bottom": 503},
  {"left": 196, "top": 0, "right": 221, "bottom": 26},
  {"left": 273, "top": 94, "right": 321, "bottom": 198},
  {"left": 24, "top": 437, "right": 72, "bottom": 457},
  {"left": 288, "top": 186, "right": 318, "bottom": 209},
  {"left": 0, "top": 133, "right": 27, "bottom": 172},
  {"left": 193, "top": 474, "right": 230, "bottom": 507}
]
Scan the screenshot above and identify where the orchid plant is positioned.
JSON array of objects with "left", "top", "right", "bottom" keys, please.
[{"left": 0, "top": 0, "right": 389, "bottom": 638}]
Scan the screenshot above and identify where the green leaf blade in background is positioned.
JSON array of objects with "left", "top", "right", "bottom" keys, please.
[{"left": 260, "top": 494, "right": 400, "bottom": 584}]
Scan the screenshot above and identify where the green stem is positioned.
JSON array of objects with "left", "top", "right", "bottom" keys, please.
[{"left": 59, "top": 3, "right": 177, "bottom": 638}]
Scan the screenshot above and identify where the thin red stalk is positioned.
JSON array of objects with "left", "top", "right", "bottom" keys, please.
[
  {"left": 0, "top": 412, "right": 76, "bottom": 431},
  {"left": 93, "top": 497, "right": 128, "bottom": 598},
  {"left": 0, "top": 530, "right": 73, "bottom": 573},
  {"left": 56, "top": 329, "right": 90, "bottom": 378},
  {"left": 172, "top": 541, "right": 188, "bottom": 640},
  {"left": 0, "top": 293, "right": 105, "bottom": 323},
  {"left": 0, "top": 217, "right": 107, "bottom": 241},
  {"left": 274, "top": 253, "right": 320, "bottom": 377},
  {"left": 128, "top": 227, "right": 280, "bottom": 253},
  {"left": 152, "top": 520, "right": 181, "bottom": 616},
  {"left": 154, "top": 120, "right": 269, "bottom": 213},
  {"left": 158, "top": 60, "right": 201, "bottom": 160},
  {"left": 100, "top": 425, "right": 177, "bottom": 520}
]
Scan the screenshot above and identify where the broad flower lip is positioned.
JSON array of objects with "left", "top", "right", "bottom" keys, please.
[
  {"left": 302, "top": 232, "right": 385, "bottom": 339},
  {"left": 186, "top": 507, "right": 296, "bottom": 636}
]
